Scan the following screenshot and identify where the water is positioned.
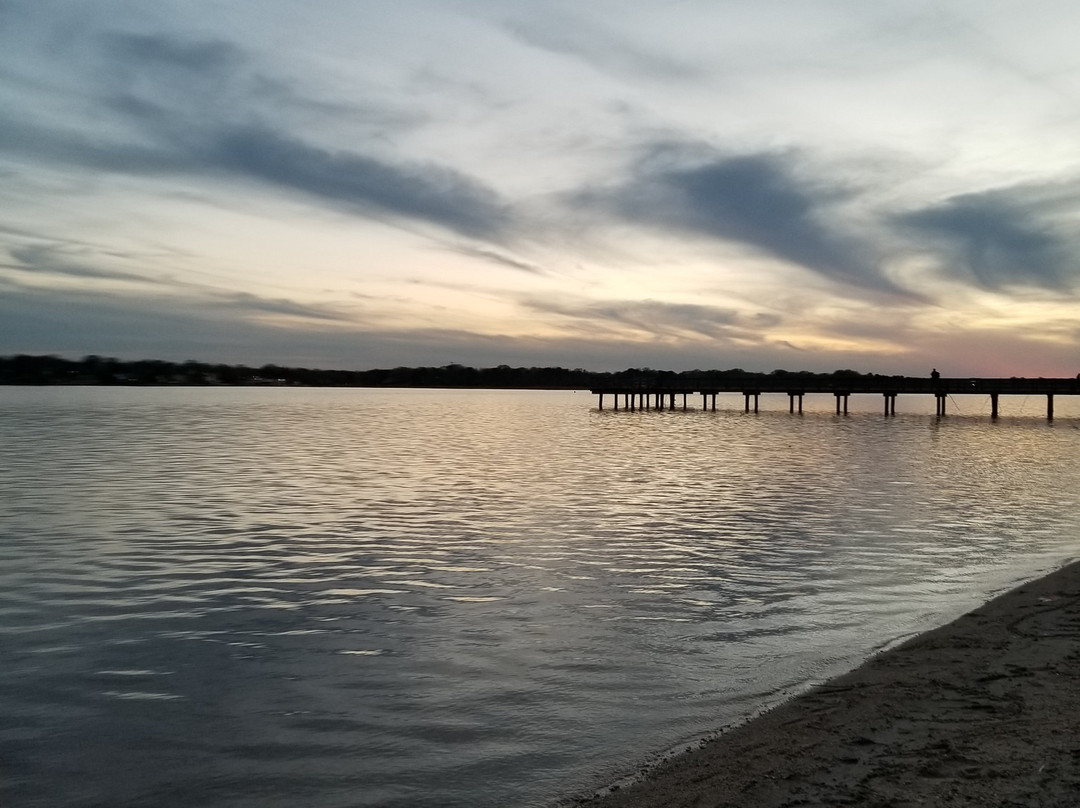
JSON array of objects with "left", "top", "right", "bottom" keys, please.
[{"left": 2, "top": 386, "right": 1080, "bottom": 808}]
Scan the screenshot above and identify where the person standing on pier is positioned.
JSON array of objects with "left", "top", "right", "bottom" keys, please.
[{"left": 931, "top": 368, "right": 940, "bottom": 380}]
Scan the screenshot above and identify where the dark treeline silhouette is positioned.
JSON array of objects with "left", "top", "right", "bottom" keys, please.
[{"left": 0, "top": 354, "right": 873, "bottom": 389}]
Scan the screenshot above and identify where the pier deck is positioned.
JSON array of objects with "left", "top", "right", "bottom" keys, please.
[{"left": 590, "top": 376, "right": 1080, "bottom": 419}]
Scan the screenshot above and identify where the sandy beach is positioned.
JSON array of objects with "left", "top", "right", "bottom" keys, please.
[{"left": 574, "top": 560, "right": 1080, "bottom": 808}]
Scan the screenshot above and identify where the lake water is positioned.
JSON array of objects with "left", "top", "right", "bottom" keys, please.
[{"left": 3, "top": 386, "right": 1080, "bottom": 808}]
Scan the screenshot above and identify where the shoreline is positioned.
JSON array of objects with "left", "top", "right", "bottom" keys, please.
[{"left": 569, "top": 558, "right": 1080, "bottom": 807}]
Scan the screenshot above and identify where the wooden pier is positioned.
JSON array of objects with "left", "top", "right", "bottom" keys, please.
[{"left": 591, "top": 376, "right": 1080, "bottom": 420}]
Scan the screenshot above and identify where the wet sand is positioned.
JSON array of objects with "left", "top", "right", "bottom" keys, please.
[{"left": 575, "top": 560, "right": 1080, "bottom": 807}]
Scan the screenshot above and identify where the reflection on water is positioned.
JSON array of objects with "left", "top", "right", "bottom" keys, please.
[{"left": 2, "top": 387, "right": 1080, "bottom": 807}]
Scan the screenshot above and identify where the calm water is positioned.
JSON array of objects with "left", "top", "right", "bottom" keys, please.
[{"left": 3, "top": 386, "right": 1080, "bottom": 808}]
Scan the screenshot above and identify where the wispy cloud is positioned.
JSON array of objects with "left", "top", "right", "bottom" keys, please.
[
  {"left": 521, "top": 295, "right": 768, "bottom": 341},
  {"left": 4, "top": 242, "right": 351, "bottom": 323},
  {"left": 7, "top": 244, "right": 163, "bottom": 284},
  {"left": 445, "top": 245, "right": 547, "bottom": 275},
  {"left": 209, "top": 290, "right": 349, "bottom": 322},
  {"left": 504, "top": 11, "right": 699, "bottom": 82}
]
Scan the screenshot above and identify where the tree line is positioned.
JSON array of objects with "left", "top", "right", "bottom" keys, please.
[{"left": 0, "top": 354, "right": 872, "bottom": 389}]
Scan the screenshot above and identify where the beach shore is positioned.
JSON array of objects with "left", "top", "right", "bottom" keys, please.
[{"left": 574, "top": 560, "right": 1080, "bottom": 807}]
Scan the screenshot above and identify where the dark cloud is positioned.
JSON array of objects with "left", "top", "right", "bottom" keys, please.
[
  {"left": 894, "top": 190, "right": 1076, "bottom": 290},
  {"left": 2, "top": 116, "right": 510, "bottom": 242},
  {"left": 0, "top": 286, "right": 244, "bottom": 358},
  {"left": 97, "top": 30, "right": 263, "bottom": 123},
  {"left": 105, "top": 32, "right": 243, "bottom": 73},
  {"left": 583, "top": 149, "right": 905, "bottom": 296},
  {"left": 209, "top": 125, "right": 509, "bottom": 240},
  {"left": 0, "top": 116, "right": 191, "bottom": 175},
  {"left": 102, "top": 30, "right": 424, "bottom": 134}
]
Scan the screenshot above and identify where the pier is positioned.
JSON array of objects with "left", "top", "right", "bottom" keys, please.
[{"left": 591, "top": 376, "right": 1080, "bottom": 420}]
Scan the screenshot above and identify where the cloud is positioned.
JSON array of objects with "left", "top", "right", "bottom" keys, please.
[
  {"left": 0, "top": 118, "right": 511, "bottom": 242},
  {"left": 4, "top": 242, "right": 350, "bottom": 323},
  {"left": 106, "top": 32, "right": 243, "bottom": 74},
  {"left": 93, "top": 31, "right": 512, "bottom": 240},
  {"left": 0, "top": 28, "right": 512, "bottom": 242},
  {"left": 893, "top": 188, "right": 1078, "bottom": 291},
  {"left": 0, "top": 116, "right": 189, "bottom": 175},
  {"left": 207, "top": 124, "right": 510, "bottom": 240},
  {"left": 521, "top": 295, "right": 758, "bottom": 340},
  {"left": 212, "top": 291, "right": 349, "bottom": 322},
  {"left": 579, "top": 147, "right": 905, "bottom": 296},
  {"left": 7, "top": 278, "right": 1077, "bottom": 377},
  {"left": 0, "top": 283, "right": 781, "bottom": 372},
  {"left": 445, "top": 245, "right": 547, "bottom": 275},
  {"left": 505, "top": 12, "right": 698, "bottom": 82},
  {"left": 7, "top": 4, "right": 1080, "bottom": 378},
  {"left": 7, "top": 244, "right": 160, "bottom": 284}
]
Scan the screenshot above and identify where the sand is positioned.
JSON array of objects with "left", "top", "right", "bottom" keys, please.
[{"left": 572, "top": 560, "right": 1080, "bottom": 808}]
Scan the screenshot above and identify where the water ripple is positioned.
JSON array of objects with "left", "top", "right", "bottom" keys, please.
[{"left": 1, "top": 388, "right": 1079, "bottom": 807}]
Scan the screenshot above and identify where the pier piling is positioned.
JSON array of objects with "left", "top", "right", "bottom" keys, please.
[{"left": 591, "top": 376, "right": 1077, "bottom": 420}]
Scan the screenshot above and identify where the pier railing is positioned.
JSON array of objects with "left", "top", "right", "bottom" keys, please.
[{"left": 590, "top": 376, "right": 1080, "bottom": 419}]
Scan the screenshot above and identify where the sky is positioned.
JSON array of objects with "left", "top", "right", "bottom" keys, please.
[{"left": 3, "top": 0, "right": 1080, "bottom": 375}]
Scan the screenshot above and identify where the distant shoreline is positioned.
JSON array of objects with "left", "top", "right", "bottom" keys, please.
[{"left": 0, "top": 354, "right": 909, "bottom": 389}]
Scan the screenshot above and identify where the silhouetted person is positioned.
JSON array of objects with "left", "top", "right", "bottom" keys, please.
[{"left": 931, "top": 368, "right": 940, "bottom": 380}]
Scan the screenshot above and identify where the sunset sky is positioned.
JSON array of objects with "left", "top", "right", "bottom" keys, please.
[{"left": 3, "top": 1, "right": 1080, "bottom": 375}]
